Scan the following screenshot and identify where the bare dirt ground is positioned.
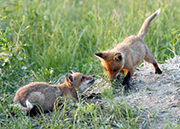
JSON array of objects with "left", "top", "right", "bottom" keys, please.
[{"left": 92, "top": 56, "right": 180, "bottom": 128}]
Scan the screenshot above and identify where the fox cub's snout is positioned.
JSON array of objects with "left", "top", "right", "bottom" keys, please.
[{"left": 66, "top": 70, "right": 95, "bottom": 93}]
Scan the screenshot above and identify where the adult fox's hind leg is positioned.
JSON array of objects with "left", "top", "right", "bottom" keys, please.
[{"left": 144, "top": 47, "right": 162, "bottom": 74}]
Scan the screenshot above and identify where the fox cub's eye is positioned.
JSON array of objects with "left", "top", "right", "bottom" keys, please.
[
  {"left": 113, "top": 69, "right": 118, "bottom": 72},
  {"left": 81, "top": 76, "right": 85, "bottom": 81}
]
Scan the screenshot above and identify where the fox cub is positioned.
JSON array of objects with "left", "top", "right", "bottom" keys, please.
[
  {"left": 95, "top": 9, "right": 162, "bottom": 90},
  {"left": 13, "top": 71, "right": 95, "bottom": 115}
]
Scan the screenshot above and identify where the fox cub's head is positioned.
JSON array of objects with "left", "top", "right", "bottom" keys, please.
[
  {"left": 65, "top": 71, "right": 95, "bottom": 93},
  {"left": 95, "top": 51, "right": 125, "bottom": 80}
]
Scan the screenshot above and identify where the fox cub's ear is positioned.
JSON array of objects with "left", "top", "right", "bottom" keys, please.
[
  {"left": 69, "top": 70, "right": 74, "bottom": 74},
  {"left": 113, "top": 52, "right": 122, "bottom": 61},
  {"left": 66, "top": 73, "right": 74, "bottom": 85}
]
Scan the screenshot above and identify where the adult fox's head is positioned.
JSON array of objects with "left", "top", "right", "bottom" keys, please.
[{"left": 95, "top": 51, "right": 125, "bottom": 81}]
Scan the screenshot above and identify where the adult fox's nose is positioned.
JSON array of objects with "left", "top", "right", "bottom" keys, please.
[{"left": 110, "top": 79, "right": 115, "bottom": 82}]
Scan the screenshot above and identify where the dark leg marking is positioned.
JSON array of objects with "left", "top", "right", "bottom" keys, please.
[
  {"left": 28, "top": 105, "right": 40, "bottom": 117},
  {"left": 122, "top": 71, "right": 131, "bottom": 90},
  {"left": 153, "top": 63, "right": 162, "bottom": 74},
  {"left": 81, "top": 93, "right": 102, "bottom": 99}
]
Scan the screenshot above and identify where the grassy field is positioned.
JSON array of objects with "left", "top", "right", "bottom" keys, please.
[{"left": 0, "top": 0, "right": 180, "bottom": 128}]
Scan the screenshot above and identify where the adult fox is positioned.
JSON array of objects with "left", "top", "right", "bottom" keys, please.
[{"left": 95, "top": 9, "right": 162, "bottom": 90}]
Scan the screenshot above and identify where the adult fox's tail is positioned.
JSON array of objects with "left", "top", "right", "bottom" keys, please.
[{"left": 138, "top": 8, "right": 161, "bottom": 40}]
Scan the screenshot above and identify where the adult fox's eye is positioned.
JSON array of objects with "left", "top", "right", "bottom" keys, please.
[
  {"left": 104, "top": 68, "right": 108, "bottom": 71},
  {"left": 113, "top": 69, "right": 118, "bottom": 72},
  {"left": 81, "top": 76, "right": 85, "bottom": 81}
]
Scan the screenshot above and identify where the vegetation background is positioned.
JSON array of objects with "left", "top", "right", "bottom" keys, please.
[{"left": 0, "top": 0, "right": 180, "bottom": 128}]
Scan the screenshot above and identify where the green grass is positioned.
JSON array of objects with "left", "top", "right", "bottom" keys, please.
[{"left": 0, "top": 0, "right": 180, "bottom": 128}]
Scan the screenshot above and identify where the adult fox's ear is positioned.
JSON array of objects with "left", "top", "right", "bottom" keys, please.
[
  {"left": 95, "top": 52, "right": 107, "bottom": 60},
  {"left": 113, "top": 52, "right": 123, "bottom": 61}
]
